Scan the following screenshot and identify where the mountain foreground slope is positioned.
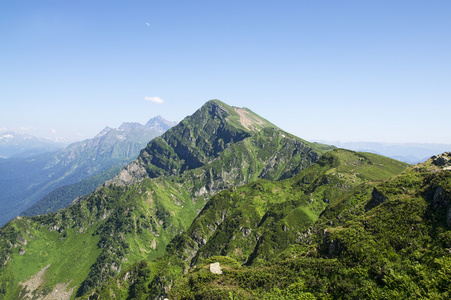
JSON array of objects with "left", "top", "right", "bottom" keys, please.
[
  {"left": 90, "top": 148, "right": 409, "bottom": 299},
  {"left": 0, "top": 100, "right": 332, "bottom": 299},
  {"left": 156, "top": 153, "right": 451, "bottom": 299},
  {"left": 0, "top": 116, "right": 175, "bottom": 226}
]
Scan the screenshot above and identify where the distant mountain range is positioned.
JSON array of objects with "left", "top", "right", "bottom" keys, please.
[
  {"left": 0, "top": 116, "right": 176, "bottom": 226},
  {"left": 314, "top": 140, "right": 451, "bottom": 164},
  {"left": 0, "top": 132, "right": 66, "bottom": 158}
]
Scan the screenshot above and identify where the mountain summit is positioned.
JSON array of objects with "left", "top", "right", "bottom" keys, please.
[
  {"left": 109, "top": 100, "right": 322, "bottom": 186},
  {"left": 0, "top": 100, "right": 333, "bottom": 299},
  {"left": 1, "top": 100, "right": 449, "bottom": 300},
  {"left": 145, "top": 115, "right": 178, "bottom": 130}
]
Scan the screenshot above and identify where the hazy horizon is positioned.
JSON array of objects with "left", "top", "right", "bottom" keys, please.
[{"left": 2, "top": 1, "right": 450, "bottom": 143}]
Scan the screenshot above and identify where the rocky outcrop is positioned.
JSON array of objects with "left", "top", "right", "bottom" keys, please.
[
  {"left": 209, "top": 262, "right": 223, "bottom": 274},
  {"left": 107, "top": 160, "right": 148, "bottom": 186},
  {"left": 432, "top": 152, "right": 451, "bottom": 169}
]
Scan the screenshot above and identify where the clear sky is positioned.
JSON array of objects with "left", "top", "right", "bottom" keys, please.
[{"left": 1, "top": 1, "right": 450, "bottom": 143}]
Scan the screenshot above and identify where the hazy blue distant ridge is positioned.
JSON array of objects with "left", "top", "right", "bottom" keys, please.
[
  {"left": 314, "top": 140, "right": 451, "bottom": 164},
  {"left": 0, "top": 116, "right": 176, "bottom": 226},
  {"left": 0, "top": 132, "right": 65, "bottom": 158}
]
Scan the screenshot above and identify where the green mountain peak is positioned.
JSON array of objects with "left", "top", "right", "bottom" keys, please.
[
  {"left": 0, "top": 100, "right": 332, "bottom": 299},
  {"left": 203, "top": 99, "right": 277, "bottom": 132},
  {"left": 108, "top": 100, "right": 300, "bottom": 186}
]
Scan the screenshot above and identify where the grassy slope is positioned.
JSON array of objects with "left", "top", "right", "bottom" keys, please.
[
  {"left": 91, "top": 149, "right": 408, "bottom": 299},
  {"left": 0, "top": 101, "right": 331, "bottom": 300},
  {"left": 0, "top": 210, "right": 102, "bottom": 299},
  {"left": 74, "top": 127, "right": 329, "bottom": 297},
  {"left": 167, "top": 154, "right": 451, "bottom": 300}
]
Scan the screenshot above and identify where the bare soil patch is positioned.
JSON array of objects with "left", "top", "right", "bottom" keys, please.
[
  {"left": 233, "top": 108, "right": 264, "bottom": 131},
  {"left": 19, "top": 265, "right": 75, "bottom": 300}
]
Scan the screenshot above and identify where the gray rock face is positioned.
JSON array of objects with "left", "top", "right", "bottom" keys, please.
[
  {"left": 112, "top": 161, "right": 148, "bottom": 186},
  {"left": 432, "top": 152, "right": 451, "bottom": 168},
  {"left": 209, "top": 262, "right": 222, "bottom": 274}
]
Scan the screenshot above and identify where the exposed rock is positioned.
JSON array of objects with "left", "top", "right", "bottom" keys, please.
[
  {"left": 43, "top": 282, "right": 76, "bottom": 300},
  {"left": 234, "top": 107, "right": 264, "bottom": 131},
  {"left": 434, "top": 156, "right": 449, "bottom": 166},
  {"left": 18, "top": 234, "right": 28, "bottom": 246},
  {"left": 111, "top": 263, "right": 121, "bottom": 273},
  {"left": 109, "top": 161, "right": 148, "bottom": 186},
  {"left": 241, "top": 227, "right": 252, "bottom": 237},
  {"left": 151, "top": 238, "right": 157, "bottom": 250},
  {"left": 195, "top": 186, "right": 208, "bottom": 197},
  {"left": 49, "top": 224, "right": 60, "bottom": 232},
  {"left": 209, "top": 262, "right": 223, "bottom": 274},
  {"left": 432, "top": 152, "right": 451, "bottom": 168},
  {"left": 19, "top": 264, "right": 51, "bottom": 297},
  {"left": 71, "top": 196, "right": 83, "bottom": 205}
]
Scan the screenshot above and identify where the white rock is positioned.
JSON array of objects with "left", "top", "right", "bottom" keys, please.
[{"left": 209, "top": 262, "right": 222, "bottom": 274}]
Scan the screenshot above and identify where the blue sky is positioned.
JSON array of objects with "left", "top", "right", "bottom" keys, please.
[{"left": 1, "top": 1, "right": 450, "bottom": 143}]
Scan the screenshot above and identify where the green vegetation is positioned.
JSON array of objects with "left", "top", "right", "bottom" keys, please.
[
  {"left": 0, "top": 100, "right": 329, "bottom": 299},
  {"left": 5, "top": 100, "right": 447, "bottom": 299},
  {"left": 0, "top": 213, "right": 101, "bottom": 299},
  {"left": 165, "top": 155, "right": 451, "bottom": 299},
  {"left": 90, "top": 149, "right": 408, "bottom": 299}
]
